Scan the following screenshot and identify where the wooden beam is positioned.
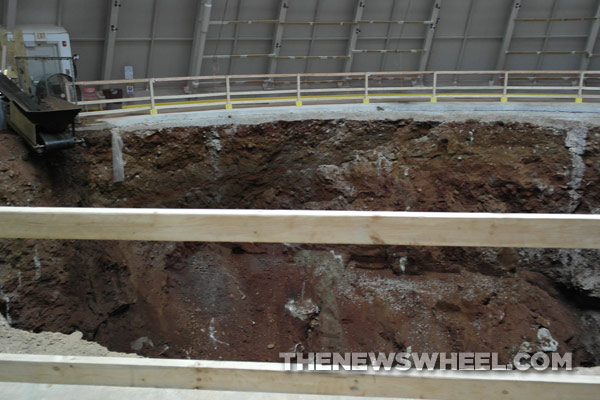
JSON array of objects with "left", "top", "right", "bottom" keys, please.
[
  {"left": 0, "top": 354, "right": 597, "bottom": 399},
  {"left": 0, "top": 207, "right": 598, "bottom": 248}
]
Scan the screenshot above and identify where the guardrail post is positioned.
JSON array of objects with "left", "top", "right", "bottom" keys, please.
[
  {"left": 430, "top": 72, "right": 438, "bottom": 102},
  {"left": 225, "top": 76, "right": 233, "bottom": 109},
  {"left": 65, "top": 82, "right": 73, "bottom": 103},
  {"left": 149, "top": 78, "right": 157, "bottom": 115},
  {"left": 576, "top": 71, "right": 584, "bottom": 103},
  {"left": 501, "top": 71, "right": 509, "bottom": 102},
  {"left": 363, "top": 72, "right": 370, "bottom": 104},
  {"left": 296, "top": 74, "right": 302, "bottom": 106}
]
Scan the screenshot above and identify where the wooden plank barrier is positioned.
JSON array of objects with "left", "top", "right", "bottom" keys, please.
[
  {"left": 0, "top": 354, "right": 597, "bottom": 399},
  {"left": 0, "top": 207, "right": 598, "bottom": 248}
]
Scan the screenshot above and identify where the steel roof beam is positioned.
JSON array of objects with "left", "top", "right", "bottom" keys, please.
[
  {"left": 418, "top": 0, "right": 442, "bottom": 71},
  {"left": 267, "top": 0, "right": 289, "bottom": 74},
  {"left": 535, "top": 0, "right": 559, "bottom": 70},
  {"left": 188, "top": 0, "right": 213, "bottom": 77},
  {"left": 581, "top": 0, "right": 600, "bottom": 70},
  {"left": 227, "top": 0, "right": 243, "bottom": 75},
  {"left": 454, "top": 0, "right": 475, "bottom": 70},
  {"left": 56, "top": 0, "right": 64, "bottom": 26},
  {"left": 343, "top": 0, "right": 367, "bottom": 72},
  {"left": 145, "top": 0, "right": 160, "bottom": 78},
  {"left": 305, "top": 0, "right": 322, "bottom": 73},
  {"left": 378, "top": 0, "right": 400, "bottom": 71},
  {"left": 2, "top": 0, "right": 17, "bottom": 31},
  {"left": 495, "top": 0, "right": 521, "bottom": 70},
  {"left": 101, "top": 0, "right": 121, "bottom": 81}
]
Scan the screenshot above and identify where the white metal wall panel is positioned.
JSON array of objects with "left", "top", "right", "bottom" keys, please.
[{"left": 0, "top": 0, "right": 599, "bottom": 80}]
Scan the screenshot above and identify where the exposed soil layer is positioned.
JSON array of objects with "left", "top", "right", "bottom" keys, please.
[{"left": 0, "top": 118, "right": 599, "bottom": 365}]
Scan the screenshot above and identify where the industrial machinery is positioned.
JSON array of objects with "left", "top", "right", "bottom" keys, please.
[
  {"left": 0, "top": 73, "right": 81, "bottom": 153},
  {"left": 0, "top": 27, "right": 82, "bottom": 153}
]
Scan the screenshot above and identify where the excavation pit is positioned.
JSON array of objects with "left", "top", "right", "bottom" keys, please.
[{"left": 0, "top": 115, "right": 599, "bottom": 365}]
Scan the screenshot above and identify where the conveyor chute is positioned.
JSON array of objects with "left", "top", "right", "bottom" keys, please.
[{"left": 0, "top": 74, "right": 81, "bottom": 153}]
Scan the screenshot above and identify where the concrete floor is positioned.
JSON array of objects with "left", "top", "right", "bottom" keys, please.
[
  {"left": 0, "top": 382, "right": 405, "bottom": 400},
  {"left": 82, "top": 102, "right": 600, "bottom": 133}
]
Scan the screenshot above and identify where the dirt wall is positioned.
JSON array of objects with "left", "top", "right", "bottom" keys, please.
[{"left": 0, "top": 118, "right": 599, "bottom": 365}]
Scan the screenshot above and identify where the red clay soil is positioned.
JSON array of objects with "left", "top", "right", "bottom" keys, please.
[{"left": 0, "top": 118, "right": 599, "bottom": 365}]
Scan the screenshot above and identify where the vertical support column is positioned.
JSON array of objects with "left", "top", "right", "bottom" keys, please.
[
  {"left": 146, "top": 0, "right": 160, "bottom": 78},
  {"left": 101, "top": 0, "right": 121, "bottom": 81},
  {"left": 188, "top": 0, "right": 213, "bottom": 79},
  {"left": 225, "top": 76, "right": 232, "bottom": 109},
  {"left": 1, "top": 45, "right": 5, "bottom": 72},
  {"left": 501, "top": 71, "right": 509, "bottom": 102},
  {"left": 419, "top": 0, "right": 442, "bottom": 71},
  {"left": 576, "top": 71, "right": 585, "bottom": 103},
  {"left": 295, "top": 74, "right": 302, "bottom": 106},
  {"left": 363, "top": 72, "right": 369, "bottom": 104},
  {"left": 56, "top": 0, "right": 65, "bottom": 26},
  {"left": 581, "top": 0, "right": 600, "bottom": 70},
  {"left": 343, "top": 0, "right": 366, "bottom": 73},
  {"left": 149, "top": 78, "right": 157, "bottom": 114},
  {"left": 430, "top": 71, "right": 437, "bottom": 102},
  {"left": 267, "top": 0, "right": 289, "bottom": 75},
  {"left": 495, "top": 0, "right": 521, "bottom": 70},
  {"left": 3, "top": 0, "right": 17, "bottom": 31}
]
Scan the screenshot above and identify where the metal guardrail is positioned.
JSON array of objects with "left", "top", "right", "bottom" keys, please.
[{"left": 65, "top": 70, "right": 600, "bottom": 118}]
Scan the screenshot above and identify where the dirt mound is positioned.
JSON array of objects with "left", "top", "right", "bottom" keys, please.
[
  {"left": 0, "top": 313, "right": 134, "bottom": 357},
  {"left": 0, "top": 118, "right": 599, "bottom": 365}
]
